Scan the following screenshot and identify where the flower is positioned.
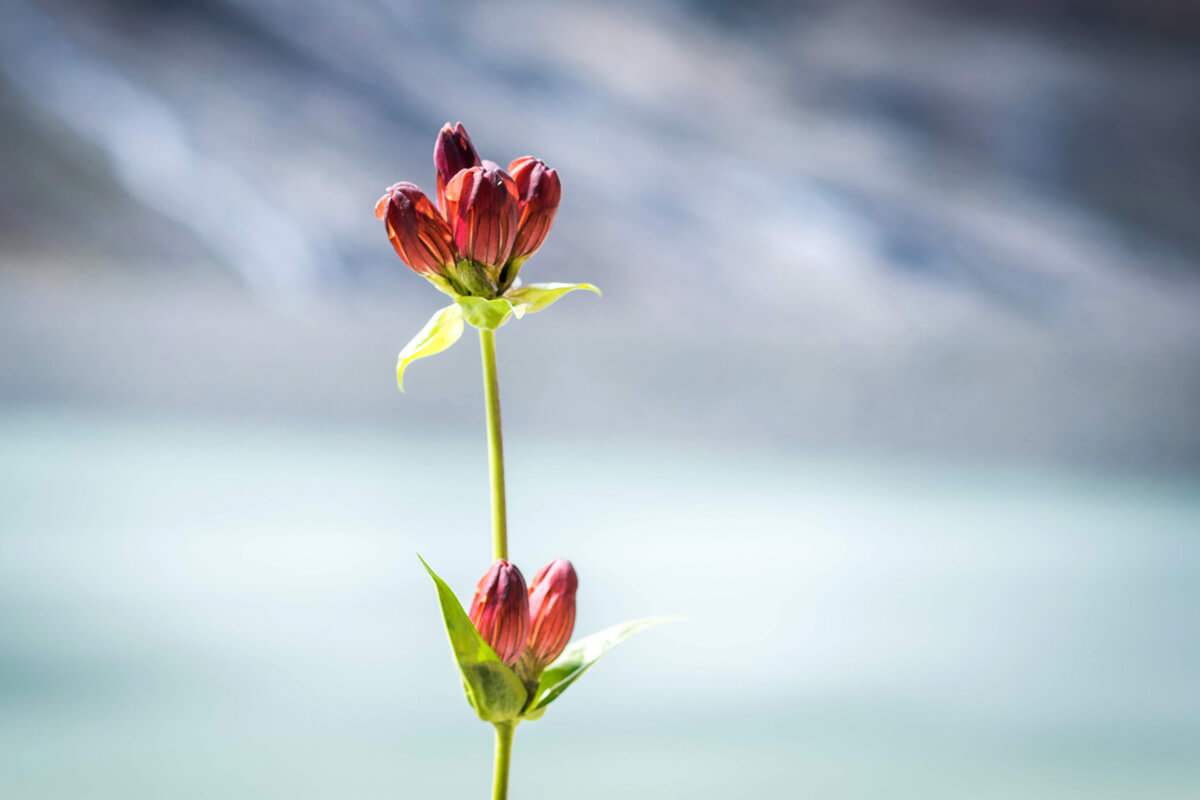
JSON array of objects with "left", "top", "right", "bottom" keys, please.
[
  {"left": 377, "top": 122, "right": 560, "bottom": 299},
  {"left": 443, "top": 164, "right": 520, "bottom": 285},
  {"left": 468, "top": 559, "right": 531, "bottom": 666},
  {"left": 523, "top": 559, "right": 578, "bottom": 670},
  {"left": 375, "top": 183, "right": 456, "bottom": 278},
  {"left": 435, "top": 122, "right": 482, "bottom": 213},
  {"left": 507, "top": 157, "right": 562, "bottom": 263}
]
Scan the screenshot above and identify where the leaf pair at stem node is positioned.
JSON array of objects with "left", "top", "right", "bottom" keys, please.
[{"left": 397, "top": 283, "right": 599, "bottom": 391}]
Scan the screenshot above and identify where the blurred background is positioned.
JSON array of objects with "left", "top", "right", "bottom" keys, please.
[{"left": 2, "top": 0, "right": 1199, "bottom": 797}]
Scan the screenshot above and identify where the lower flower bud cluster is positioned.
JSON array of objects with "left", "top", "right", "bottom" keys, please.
[{"left": 468, "top": 558, "right": 578, "bottom": 679}]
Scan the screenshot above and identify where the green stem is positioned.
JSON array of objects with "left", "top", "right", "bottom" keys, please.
[
  {"left": 479, "top": 328, "right": 507, "bottom": 562},
  {"left": 481, "top": 331, "right": 514, "bottom": 798},
  {"left": 491, "top": 722, "right": 514, "bottom": 800}
]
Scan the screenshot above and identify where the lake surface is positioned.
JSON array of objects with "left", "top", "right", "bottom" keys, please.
[{"left": 1, "top": 409, "right": 1198, "bottom": 798}]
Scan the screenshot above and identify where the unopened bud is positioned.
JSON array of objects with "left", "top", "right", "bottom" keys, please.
[
  {"left": 434, "top": 122, "right": 482, "bottom": 213},
  {"left": 524, "top": 559, "right": 578, "bottom": 670},
  {"left": 468, "top": 559, "right": 530, "bottom": 666},
  {"left": 442, "top": 164, "right": 520, "bottom": 277},
  {"left": 375, "top": 182, "right": 456, "bottom": 276},
  {"left": 507, "top": 157, "right": 561, "bottom": 264}
]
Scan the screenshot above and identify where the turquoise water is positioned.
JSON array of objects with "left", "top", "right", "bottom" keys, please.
[{"left": 2, "top": 410, "right": 1198, "bottom": 798}]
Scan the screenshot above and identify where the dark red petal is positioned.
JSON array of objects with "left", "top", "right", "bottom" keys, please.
[
  {"left": 507, "top": 159, "right": 561, "bottom": 260},
  {"left": 444, "top": 166, "right": 520, "bottom": 271},
  {"left": 380, "top": 182, "right": 455, "bottom": 275},
  {"left": 468, "top": 559, "right": 530, "bottom": 666},
  {"left": 435, "top": 122, "right": 482, "bottom": 212},
  {"left": 526, "top": 559, "right": 578, "bottom": 667}
]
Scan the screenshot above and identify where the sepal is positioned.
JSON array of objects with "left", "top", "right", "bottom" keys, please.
[
  {"left": 504, "top": 282, "right": 600, "bottom": 314},
  {"left": 452, "top": 259, "right": 499, "bottom": 298},
  {"left": 419, "top": 555, "right": 529, "bottom": 723},
  {"left": 456, "top": 297, "right": 527, "bottom": 330}
]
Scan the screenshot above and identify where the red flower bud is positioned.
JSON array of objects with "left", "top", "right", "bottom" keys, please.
[
  {"left": 375, "top": 183, "right": 456, "bottom": 275},
  {"left": 507, "top": 157, "right": 562, "bottom": 262},
  {"left": 525, "top": 559, "right": 578, "bottom": 669},
  {"left": 442, "top": 165, "right": 520, "bottom": 273},
  {"left": 434, "top": 122, "right": 482, "bottom": 213},
  {"left": 468, "top": 559, "right": 530, "bottom": 666}
]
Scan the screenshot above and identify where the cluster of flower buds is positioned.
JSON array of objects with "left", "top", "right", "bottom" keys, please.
[
  {"left": 468, "top": 558, "right": 578, "bottom": 676},
  {"left": 375, "top": 122, "right": 562, "bottom": 299}
]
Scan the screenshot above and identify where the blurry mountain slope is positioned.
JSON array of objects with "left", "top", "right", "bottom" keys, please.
[{"left": 1, "top": 0, "right": 1198, "bottom": 464}]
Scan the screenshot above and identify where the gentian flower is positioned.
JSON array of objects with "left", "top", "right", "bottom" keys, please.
[
  {"left": 507, "top": 158, "right": 561, "bottom": 261},
  {"left": 385, "top": 123, "right": 598, "bottom": 391},
  {"left": 468, "top": 559, "right": 531, "bottom": 666},
  {"left": 376, "top": 122, "right": 562, "bottom": 299},
  {"left": 442, "top": 164, "right": 520, "bottom": 295},
  {"left": 374, "top": 182, "right": 457, "bottom": 291},
  {"left": 523, "top": 558, "right": 578, "bottom": 671},
  {"left": 434, "top": 122, "right": 482, "bottom": 213}
]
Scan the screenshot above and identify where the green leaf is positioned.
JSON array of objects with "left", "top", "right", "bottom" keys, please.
[
  {"left": 526, "top": 616, "right": 678, "bottom": 717},
  {"left": 396, "top": 304, "right": 464, "bottom": 391},
  {"left": 418, "top": 555, "right": 529, "bottom": 723},
  {"left": 505, "top": 282, "right": 601, "bottom": 314},
  {"left": 456, "top": 296, "right": 526, "bottom": 330}
]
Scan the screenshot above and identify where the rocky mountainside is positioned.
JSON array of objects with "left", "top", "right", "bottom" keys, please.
[{"left": 2, "top": 0, "right": 1199, "bottom": 464}]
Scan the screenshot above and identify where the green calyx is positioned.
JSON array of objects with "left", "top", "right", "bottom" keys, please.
[
  {"left": 396, "top": 282, "right": 600, "bottom": 391},
  {"left": 451, "top": 259, "right": 500, "bottom": 298},
  {"left": 457, "top": 296, "right": 527, "bottom": 330},
  {"left": 419, "top": 556, "right": 674, "bottom": 724},
  {"left": 434, "top": 256, "right": 524, "bottom": 300}
]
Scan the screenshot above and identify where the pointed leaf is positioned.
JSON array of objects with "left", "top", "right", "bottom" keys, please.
[
  {"left": 526, "top": 616, "right": 678, "bottom": 716},
  {"left": 397, "top": 304, "right": 464, "bottom": 391},
  {"left": 418, "top": 555, "right": 528, "bottom": 722},
  {"left": 456, "top": 296, "right": 524, "bottom": 330},
  {"left": 505, "top": 282, "right": 600, "bottom": 314}
]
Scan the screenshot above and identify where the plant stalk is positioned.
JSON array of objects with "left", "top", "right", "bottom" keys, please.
[
  {"left": 479, "top": 328, "right": 507, "bottom": 562},
  {"left": 491, "top": 722, "right": 515, "bottom": 800},
  {"left": 480, "top": 330, "right": 513, "bottom": 798}
]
